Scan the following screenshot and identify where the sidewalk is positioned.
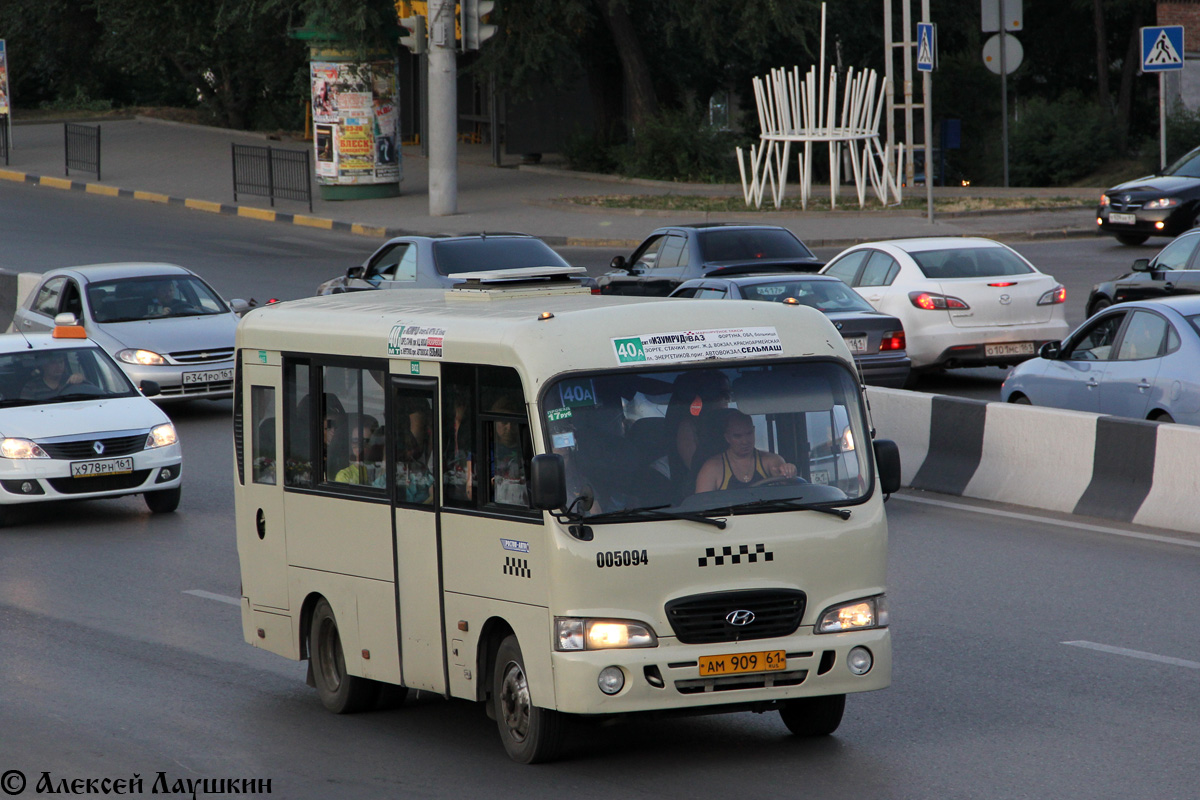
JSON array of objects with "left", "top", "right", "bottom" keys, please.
[{"left": 0, "top": 116, "right": 1101, "bottom": 248}]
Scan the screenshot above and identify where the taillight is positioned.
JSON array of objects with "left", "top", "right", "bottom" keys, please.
[
  {"left": 590, "top": 287, "right": 601, "bottom": 295},
  {"left": 1038, "top": 285, "right": 1066, "bottom": 305},
  {"left": 908, "top": 291, "right": 969, "bottom": 310},
  {"left": 879, "top": 330, "right": 906, "bottom": 351}
]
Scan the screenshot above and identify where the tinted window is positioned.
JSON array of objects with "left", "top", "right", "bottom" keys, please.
[
  {"left": 698, "top": 229, "right": 814, "bottom": 262},
  {"left": 656, "top": 236, "right": 687, "bottom": 270},
  {"left": 369, "top": 242, "right": 418, "bottom": 281},
  {"left": 432, "top": 238, "right": 569, "bottom": 275},
  {"left": 1188, "top": 314, "right": 1200, "bottom": 337},
  {"left": 1116, "top": 311, "right": 1169, "bottom": 361},
  {"left": 909, "top": 247, "right": 1034, "bottom": 279},
  {"left": 859, "top": 252, "right": 900, "bottom": 286},
  {"left": 695, "top": 287, "right": 728, "bottom": 298},
  {"left": 1150, "top": 236, "right": 1196, "bottom": 271},
  {"left": 632, "top": 236, "right": 667, "bottom": 270},
  {"left": 251, "top": 386, "right": 276, "bottom": 485},
  {"left": 32, "top": 277, "right": 66, "bottom": 317},
  {"left": 823, "top": 250, "right": 869, "bottom": 284},
  {"left": 1164, "top": 148, "right": 1200, "bottom": 178},
  {"left": 1065, "top": 313, "right": 1125, "bottom": 361},
  {"left": 741, "top": 280, "right": 875, "bottom": 312}
]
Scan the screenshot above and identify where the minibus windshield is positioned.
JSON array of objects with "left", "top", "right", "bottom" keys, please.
[{"left": 540, "top": 360, "right": 870, "bottom": 519}]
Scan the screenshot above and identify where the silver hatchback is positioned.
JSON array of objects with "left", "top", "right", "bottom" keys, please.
[{"left": 11, "top": 263, "right": 242, "bottom": 402}]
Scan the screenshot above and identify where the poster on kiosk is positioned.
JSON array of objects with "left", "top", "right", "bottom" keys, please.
[
  {"left": 310, "top": 60, "right": 401, "bottom": 186},
  {"left": 0, "top": 40, "right": 11, "bottom": 116}
]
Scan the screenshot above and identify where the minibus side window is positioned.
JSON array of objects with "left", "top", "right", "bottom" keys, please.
[
  {"left": 321, "top": 364, "right": 386, "bottom": 487},
  {"left": 442, "top": 373, "right": 475, "bottom": 507},
  {"left": 251, "top": 385, "right": 276, "bottom": 485},
  {"left": 283, "top": 361, "right": 313, "bottom": 487}
]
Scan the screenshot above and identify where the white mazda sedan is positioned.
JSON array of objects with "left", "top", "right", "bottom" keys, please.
[
  {"left": 820, "top": 237, "right": 1070, "bottom": 378},
  {"left": 0, "top": 322, "right": 182, "bottom": 524}
]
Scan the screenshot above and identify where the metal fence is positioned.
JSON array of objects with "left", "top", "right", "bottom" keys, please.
[
  {"left": 231, "top": 144, "right": 312, "bottom": 212},
  {"left": 64, "top": 122, "right": 101, "bottom": 179}
]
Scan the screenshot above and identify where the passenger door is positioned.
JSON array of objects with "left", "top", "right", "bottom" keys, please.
[
  {"left": 16, "top": 276, "right": 67, "bottom": 332},
  {"left": 1038, "top": 311, "right": 1127, "bottom": 412},
  {"left": 1117, "top": 235, "right": 1197, "bottom": 302},
  {"left": 1097, "top": 310, "right": 1170, "bottom": 420}
]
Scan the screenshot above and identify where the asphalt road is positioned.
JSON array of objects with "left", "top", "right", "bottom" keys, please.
[{"left": 2, "top": 183, "right": 1197, "bottom": 797}]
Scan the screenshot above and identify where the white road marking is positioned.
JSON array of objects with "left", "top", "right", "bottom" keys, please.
[
  {"left": 1062, "top": 641, "right": 1200, "bottom": 670},
  {"left": 892, "top": 494, "right": 1200, "bottom": 550},
  {"left": 183, "top": 589, "right": 241, "bottom": 606}
]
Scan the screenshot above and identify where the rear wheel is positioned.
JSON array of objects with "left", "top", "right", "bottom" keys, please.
[
  {"left": 309, "top": 598, "right": 381, "bottom": 714},
  {"left": 492, "top": 635, "right": 565, "bottom": 763},
  {"left": 1009, "top": 394, "right": 1032, "bottom": 405},
  {"left": 144, "top": 486, "right": 181, "bottom": 513},
  {"left": 779, "top": 694, "right": 846, "bottom": 736},
  {"left": 1150, "top": 411, "right": 1175, "bottom": 424},
  {"left": 1115, "top": 233, "right": 1149, "bottom": 246}
]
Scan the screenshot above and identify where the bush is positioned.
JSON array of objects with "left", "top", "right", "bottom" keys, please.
[
  {"left": 1008, "top": 92, "right": 1115, "bottom": 186},
  {"left": 615, "top": 110, "right": 745, "bottom": 182}
]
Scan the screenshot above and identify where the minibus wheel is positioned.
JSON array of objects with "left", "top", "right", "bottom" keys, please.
[
  {"left": 492, "top": 635, "right": 565, "bottom": 763},
  {"left": 310, "top": 598, "right": 381, "bottom": 714},
  {"left": 779, "top": 694, "right": 846, "bottom": 736}
]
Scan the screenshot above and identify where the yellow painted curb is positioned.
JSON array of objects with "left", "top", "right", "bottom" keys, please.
[
  {"left": 39, "top": 176, "right": 72, "bottom": 190},
  {"left": 0, "top": 169, "right": 26, "bottom": 183},
  {"left": 133, "top": 191, "right": 170, "bottom": 203},
  {"left": 350, "top": 223, "right": 388, "bottom": 237},
  {"left": 294, "top": 215, "right": 334, "bottom": 230},
  {"left": 85, "top": 184, "right": 120, "bottom": 197},
  {"left": 185, "top": 198, "right": 223, "bottom": 213},
  {"left": 238, "top": 207, "right": 277, "bottom": 222}
]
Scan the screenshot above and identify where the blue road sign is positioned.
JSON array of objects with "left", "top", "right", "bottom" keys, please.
[
  {"left": 917, "top": 22, "right": 936, "bottom": 72},
  {"left": 1142, "top": 26, "right": 1184, "bottom": 72}
]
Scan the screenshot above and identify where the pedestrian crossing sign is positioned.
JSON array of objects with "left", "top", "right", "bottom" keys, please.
[
  {"left": 917, "top": 22, "right": 936, "bottom": 72},
  {"left": 1142, "top": 26, "right": 1184, "bottom": 73}
]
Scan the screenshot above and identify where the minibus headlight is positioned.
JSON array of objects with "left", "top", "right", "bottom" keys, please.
[
  {"left": 0, "top": 438, "right": 50, "bottom": 459},
  {"left": 815, "top": 595, "right": 888, "bottom": 634},
  {"left": 555, "top": 618, "right": 658, "bottom": 651},
  {"left": 145, "top": 423, "right": 178, "bottom": 449},
  {"left": 117, "top": 349, "right": 167, "bottom": 366}
]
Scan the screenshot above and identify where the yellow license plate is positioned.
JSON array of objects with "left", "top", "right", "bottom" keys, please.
[{"left": 698, "top": 650, "right": 787, "bottom": 677}]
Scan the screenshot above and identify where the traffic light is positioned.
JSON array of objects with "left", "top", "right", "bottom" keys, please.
[
  {"left": 460, "top": 0, "right": 497, "bottom": 51},
  {"left": 399, "top": 15, "right": 427, "bottom": 54}
]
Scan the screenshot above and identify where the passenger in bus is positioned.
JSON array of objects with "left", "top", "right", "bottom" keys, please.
[
  {"left": 489, "top": 395, "right": 530, "bottom": 506},
  {"left": 395, "top": 403, "right": 435, "bottom": 504},
  {"left": 694, "top": 410, "right": 797, "bottom": 494},
  {"left": 333, "top": 414, "right": 377, "bottom": 485},
  {"left": 443, "top": 387, "right": 474, "bottom": 502},
  {"left": 665, "top": 370, "right": 732, "bottom": 496}
]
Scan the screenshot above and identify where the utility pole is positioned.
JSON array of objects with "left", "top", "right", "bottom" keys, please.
[{"left": 426, "top": 0, "right": 457, "bottom": 216}]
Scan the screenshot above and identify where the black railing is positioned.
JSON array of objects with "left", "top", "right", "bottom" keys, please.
[
  {"left": 64, "top": 123, "right": 101, "bottom": 179},
  {"left": 231, "top": 144, "right": 312, "bottom": 212}
]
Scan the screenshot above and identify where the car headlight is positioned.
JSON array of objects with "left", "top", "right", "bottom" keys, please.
[
  {"left": 0, "top": 438, "right": 50, "bottom": 459},
  {"left": 145, "top": 423, "right": 178, "bottom": 449},
  {"left": 1098, "top": 194, "right": 1110, "bottom": 207},
  {"left": 815, "top": 595, "right": 889, "bottom": 634},
  {"left": 555, "top": 618, "right": 658, "bottom": 650},
  {"left": 117, "top": 349, "right": 167, "bottom": 366},
  {"left": 1143, "top": 197, "right": 1179, "bottom": 209}
]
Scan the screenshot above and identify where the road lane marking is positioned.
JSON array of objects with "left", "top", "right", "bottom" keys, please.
[
  {"left": 892, "top": 494, "right": 1200, "bottom": 550},
  {"left": 1062, "top": 641, "right": 1200, "bottom": 670},
  {"left": 184, "top": 589, "right": 240, "bottom": 606}
]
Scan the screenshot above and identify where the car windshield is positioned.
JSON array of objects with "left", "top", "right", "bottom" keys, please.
[
  {"left": 0, "top": 346, "right": 138, "bottom": 407},
  {"left": 1164, "top": 149, "right": 1200, "bottom": 178},
  {"left": 87, "top": 276, "right": 229, "bottom": 322},
  {"left": 540, "top": 360, "right": 870, "bottom": 521},
  {"left": 698, "top": 229, "right": 815, "bottom": 262},
  {"left": 741, "top": 280, "right": 876, "bottom": 312},
  {"left": 433, "top": 238, "right": 570, "bottom": 275},
  {"left": 908, "top": 247, "right": 1034, "bottom": 279}
]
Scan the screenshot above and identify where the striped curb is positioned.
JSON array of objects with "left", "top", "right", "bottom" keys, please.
[{"left": 866, "top": 387, "right": 1199, "bottom": 534}]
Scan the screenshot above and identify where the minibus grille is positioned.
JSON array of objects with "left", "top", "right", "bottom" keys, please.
[
  {"left": 39, "top": 434, "right": 147, "bottom": 459},
  {"left": 665, "top": 589, "right": 806, "bottom": 644}
]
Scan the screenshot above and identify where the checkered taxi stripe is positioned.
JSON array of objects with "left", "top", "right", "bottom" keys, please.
[
  {"left": 503, "top": 557, "right": 531, "bottom": 579},
  {"left": 698, "top": 544, "right": 773, "bottom": 567}
]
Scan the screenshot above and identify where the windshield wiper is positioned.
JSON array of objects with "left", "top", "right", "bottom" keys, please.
[
  {"left": 578, "top": 505, "right": 727, "bottom": 529},
  {"left": 724, "top": 497, "right": 852, "bottom": 520}
]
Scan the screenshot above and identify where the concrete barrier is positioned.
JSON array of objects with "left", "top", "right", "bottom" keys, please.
[
  {"left": 1, "top": 270, "right": 45, "bottom": 332},
  {"left": 866, "top": 387, "right": 1200, "bottom": 535}
]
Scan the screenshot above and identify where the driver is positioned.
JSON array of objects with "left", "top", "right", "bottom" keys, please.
[
  {"left": 21, "top": 351, "right": 87, "bottom": 400},
  {"left": 694, "top": 410, "right": 797, "bottom": 493}
]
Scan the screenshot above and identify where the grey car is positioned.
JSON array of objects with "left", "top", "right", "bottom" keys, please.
[
  {"left": 11, "top": 263, "right": 245, "bottom": 402},
  {"left": 1001, "top": 295, "right": 1200, "bottom": 425},
  {"left": 315, "top": 232, "right": 576, "bottom": 294},
  {"left": 668, "top": 273, "right": 911, "bottom": 388}
]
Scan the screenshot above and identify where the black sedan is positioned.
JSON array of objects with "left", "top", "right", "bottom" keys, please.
[
  {"left": 1097, "top": 146, "right": 1200, "bottom": 245},
  {"left": 668, "top": 273, "right": 911, "bottom": 388},
  {"left": 1086, "top": 228, "right": 1200, "bottom": 316},
  {"left": 596, "top": 223, "right": 823, "bottom": 296}
]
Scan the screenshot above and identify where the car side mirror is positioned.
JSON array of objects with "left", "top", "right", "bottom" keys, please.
[
  {"left": 228, "top": 298, "right": 253, "bottom": 315},
  {"left": 1131, "top": 258, "right": 1151, "bottom": 272},
  {"left": 139, "top": 380, "right": 161, "bottom": 398},
  {"left": 610, "top": 255, "right": 629, "bottom": 272},
  {"left": 1038, "top": 341, "right": 1062, "bottom": 360},
  {"left": 530, "top": 453, "right": 567, "bottom": 510},
  {"left": 873, "top": 439, "right": 902, "bottom": 495},
  {"left": 346, "top": 266, "right": 366, "bottom": 280}
]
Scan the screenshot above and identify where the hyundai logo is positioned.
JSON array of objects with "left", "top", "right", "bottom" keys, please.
[
  {"left": 725, "top": 609, "right": 756, "bottom": 626},
  {"left": 93, "top": 441, "right": 105, "bottom": 455},
  {"left": 999, "top": 294, "right": 1012, "bottom": 305}
]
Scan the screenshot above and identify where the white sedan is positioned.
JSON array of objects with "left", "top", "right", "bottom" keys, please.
[{"left": 820, "top": 237, "right": 1070, "bottom": 376}]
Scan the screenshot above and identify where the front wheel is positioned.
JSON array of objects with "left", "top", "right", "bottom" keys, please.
[
  {"left": 1115, "top": 233, "right": 1149, "bottom": 246},
  {"left": 145, "top": 486, "right": 181, "bottom": 513},
  {"left": 310, "top": 598, "right": 381, "bottom": 714},
  {"left": 779, "top": 694, "right": 846, "bottom": 736},
  {"left": 493, "top": 635, "right": 565, "bottom": 763},
  {"left": 1087, "top": 297, "right": 1112, "bottom": 318}
]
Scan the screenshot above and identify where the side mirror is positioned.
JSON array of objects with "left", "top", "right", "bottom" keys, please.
[
  {"left": 228, "top": 298, "right": 253, "bottom": 315},
  {"left": 346, "top": 265, "right": 366, "bottom": 280},
  {"left": 530, "top": 453, "right": 567, "bottom": 510},
  {"left": 1131, "top": 258, "right": 1151, "bottom": 272},
  {"left": 1038, "top": 341, "right": 1062, "bottom": 360},
  {"left": 873, "top": 439, "right": 902, "bottom": 495},
  {"left": 610, "top": 255, "right": 629, "bottom": 272},
  {"left": 139, "top": 380, "right": 161, "bottom": 398}
]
